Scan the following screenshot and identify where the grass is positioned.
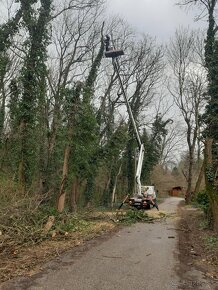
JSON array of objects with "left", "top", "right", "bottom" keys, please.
[
  {"left": 204, "top": 235, "right": 218, "bottom": 249},
  {"left": 199, "top": 219, "right": 210, "bottom": 230}
]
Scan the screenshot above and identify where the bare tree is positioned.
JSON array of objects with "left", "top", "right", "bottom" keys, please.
[
  {"left": 176, "top": 0, "right": 218, "bottom": 230},
  {"left": 150, "top": 93, "right": 185, "bottom": 167},
  {"left": 0, "top": 3, "right": 22, "bottom": 140},
  {"left": 56, "top": 19, "right": 105, "bottom": 212},
  {"left": 167, "top": 28, "right": 207, "bottom": 201},
  {"left": 40, "top": 2, "right": 104, "bottom": 192}
]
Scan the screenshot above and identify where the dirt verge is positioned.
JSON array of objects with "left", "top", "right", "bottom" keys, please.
[{"left": 177, "top": 201, "right": 218, "bottom": 289}]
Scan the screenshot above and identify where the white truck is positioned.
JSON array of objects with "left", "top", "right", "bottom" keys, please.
[{"left": 128, "top": 185, "right": 158, "bottom": 210}]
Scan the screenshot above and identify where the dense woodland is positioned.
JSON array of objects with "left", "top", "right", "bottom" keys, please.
[{"left": 0, "top": 0, "right": 217, "bottom": 230}]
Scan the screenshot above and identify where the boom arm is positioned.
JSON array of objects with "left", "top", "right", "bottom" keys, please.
[{"left": 110, "top": 55, "right": 145, "bottom": 196}]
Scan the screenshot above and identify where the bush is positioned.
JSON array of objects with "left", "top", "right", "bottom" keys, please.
[{"left": 195, "top": 191, "right": 209, "bottom": 214}]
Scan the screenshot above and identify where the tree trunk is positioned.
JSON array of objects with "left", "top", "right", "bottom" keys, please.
[
  {"left": 57, "top": 142, "right": 71, "bottom": 212},
  {"left": 102, "top": 172, "right": 111, "bottom": 206},
  {"left": 111, "top": 163, "right": 122, "bottom": 208},
  {"left": 48, "top": 100, "right": 60, "bottom": 160},
  {"left": 37, "top": 80, "right": 49, "bottom": 194},
  {"left": 194, "top": 160, "right": 205, "bottom": 195},
  {"left": 57, "top": 83, "right": 81, "bottom": 212},
  {"left": 18, "top": 0, "right": 52, "bottom": 188},
  {"left": 127, "top": 135, "right": 135, "bottom": 195},
  {"left": 204, "top": 137, "right": 218, "bottom": 231},
  {"left": 211, "top": 199, "right": 218, "bottom": 232},
  {"left": 18, "top": 120, "right": 27, "bottom": 188},
  {"left": 186, "top": 153, "right": 194, "bottom": 202},
  {"left": 0, "top": 78, "right": 6, "bottom": 142},
  {"left": 185, "top": 122, "right": 198, "bottom": 203},
  {"left": 70, "top": 178, "right": 78, "bottom": 213}
]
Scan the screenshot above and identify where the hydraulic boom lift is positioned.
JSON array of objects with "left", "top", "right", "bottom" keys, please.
[
  {"left": 105, "top": 36, "right": 144, "bottom": 197},
  {"left": 104, "top": 35, "right": 159, "bottom": 210},
  {"left": 104, "top": 36, "right": 149, "bottom": 208}
]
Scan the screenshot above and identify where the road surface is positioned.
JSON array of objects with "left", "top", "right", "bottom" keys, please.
[{"left": 0, "top": 197, "right": 192, "bottom": 290}]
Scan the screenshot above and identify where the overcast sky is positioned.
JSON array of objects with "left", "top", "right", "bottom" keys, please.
[{"left": 106, "top": 0, "right": 206, "bottom": 42}]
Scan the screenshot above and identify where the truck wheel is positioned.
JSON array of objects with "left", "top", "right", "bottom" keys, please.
[{"left": 145, "top": 204, "right": 150, "bottom": 209}]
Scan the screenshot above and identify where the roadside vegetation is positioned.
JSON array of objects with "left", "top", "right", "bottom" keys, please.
[{"left": 193, "top": 190, "right": 218, "bottom": 254}]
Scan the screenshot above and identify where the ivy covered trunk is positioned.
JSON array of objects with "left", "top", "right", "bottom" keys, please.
[
  {"left": 185, "top": 144, "right": 195, "bottom": 203},
  {"left": 194, "top": 161, "right": 205, "bottom": 195},
  {"left": 70, "top": 177, "right": 79, "bottom": 213},
  {"left": 18, "top": 0, "right": 52, "bottom": 188},
  {"left": 57, "top": 24, "right": 104, "bottom": 211},
  {"left": 0, "top": 54, "right": 8, "bottom": 142},
  {"left": 57, "top": 85, "right": 81, "bottom": 212},
  {"left": 203, "top": 0, "right": 218, "bottom": 230},
  {"left": 204, "top": 138, "right": 218, "bottom": 231},
  {"left": 0, "top": 9, "right": 22, "bottom": 172},
  {"left": 57, "top": 141, "right": 71, "bottom": 212}
]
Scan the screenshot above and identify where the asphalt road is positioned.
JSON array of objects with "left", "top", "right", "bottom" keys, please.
[{"left": 2, "top": 197, "right": 184, "bottom": 290}]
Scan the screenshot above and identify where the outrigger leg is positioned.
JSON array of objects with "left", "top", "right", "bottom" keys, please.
[{"left": 118, "top": 194, "right": 129, "bottom": 210}]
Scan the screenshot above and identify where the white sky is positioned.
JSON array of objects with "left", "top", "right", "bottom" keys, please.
[
  {"left": 105, "top": 0, "right": 208, "bottom": 161},
  {"left": 106, "top": 0, "right": 206, "bottom": 42}
]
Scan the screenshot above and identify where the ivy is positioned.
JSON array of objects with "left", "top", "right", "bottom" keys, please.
[
  {"left": 18, "top": 0, "right": 52, "bottom": 185},
  {"left": 205, "top": 165, "right": 215, "bottom": 182}
]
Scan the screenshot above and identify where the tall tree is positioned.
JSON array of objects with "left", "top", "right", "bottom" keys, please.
[
  {"left": 203, "top": 0, "right": 218, "bottom": 230},
  {"left": 46, "top": 2, "right": 103, "bottom": 192},
  {"left": 0, "top": 7, "right": 22, "bottom": 143},
  {"left": 57, "top": 23, "right": 105, "bottom": 212},
  {"left": 177, "top": 0, "right": 218, "bottom": 230},
  {"left": 18, "top": 0, "right": 52, "bottom": 188},
  {"left": 167, "top": 28, "right": 206, "bottom": 202}
]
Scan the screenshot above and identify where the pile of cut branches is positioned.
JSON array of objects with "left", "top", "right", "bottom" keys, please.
[
  {"left": 115, "top": 209, "right": 154, "bottom": 225},
  {"left": 0, "top": 197, "right": 118, "bottom": 283},
  {"left": 0, "top": 197, "right": 93, "bottom": 255}
]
